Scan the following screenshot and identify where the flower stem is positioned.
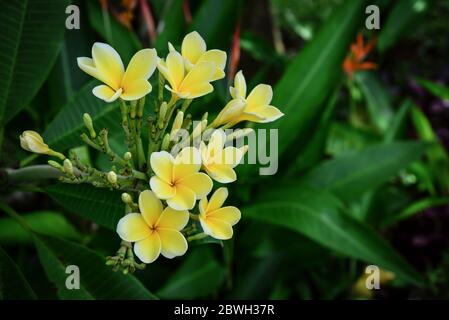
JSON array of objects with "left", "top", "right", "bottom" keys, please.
[
  {"left": 187, "top": 232, "right": 208, "bottom": 242},
  {"left": 1, "top": 165, "right": 62, "bottom": 187}
]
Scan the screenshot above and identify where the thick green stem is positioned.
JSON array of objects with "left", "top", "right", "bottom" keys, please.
[
  {"left": 146, "top": 95, "right": 178, "bottom": 173},
  {"left": 1, "top": 165, "right": 62, "bottom": 186}
]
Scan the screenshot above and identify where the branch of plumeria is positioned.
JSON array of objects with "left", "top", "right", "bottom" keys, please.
[
  {"left": 146, "top": 91, "right": 179, "bottom": 173},
  {"left": 17, "top": 31, "right": 284, "bottom": 271},
  {"left": 106, "top": 240, "right": 146, "bottom": 274}
]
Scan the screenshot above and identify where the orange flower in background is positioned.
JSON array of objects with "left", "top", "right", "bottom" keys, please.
[
  {"left": 100, "top": 0, "right": 137, "bottom": 30},
  {"left": 343, "top": 33, "right": 377, "bottom": 79}
]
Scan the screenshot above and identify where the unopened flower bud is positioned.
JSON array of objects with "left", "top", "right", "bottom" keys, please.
[
  {"left": 107, "top": 171, "right": 117, "bottom": 184},
  {"left": 20, "top": 131, "right": 65, "bottom": 160},
  {"left": 192, "top": 121, "right": 202, "bottom": 139},
  {"left": 159, "top": 102, "right": 168, "bottom": 119},
  {"left": 63, "top": 159, "right": 74, "bottom": 176},
  {"left": 83, "top": 113, "right": 96, "bottom": 138},
  {"left": 20, "top": 131, "right": 50, "bottom": 154},
  {"left": 121, "top": 193, "right": 133, "bottom": 204},
  {"left": 48, "top": 160, "right": 64, "bottom": 172},
  {"left": 170, "top": 111, "right": 184, "bottom": 139},
  {"left": 161, "top": 133, "right": 170, "bottom": 151},
  {"left": 173, "top": 111, "right": 184, "bottom": 130},
  {"left": 124, "top": 152, "right": 132, "bottom": 161},
  {"left": 201, "top": 119, "right": 208, "bottom": 131}
]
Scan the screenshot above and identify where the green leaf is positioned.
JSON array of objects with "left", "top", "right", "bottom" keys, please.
[
  {"left": 300, "top": 141, "right": 428, "bottom": 202},
  {"left": 189, "top": 0, "right": 241, "bottom": 50},
  {"left": 0, "top": 211, "right": 82, "bottom": 245},
  {"left": 411, "top": 105, "right": 449, "bottom": 193},
  {"left": 45, "top": 183, "right": 124, "bottom": 230},
  {"left": 43, "top": 81, "right": 121, "bottom": 151},
  {"left": 34, "top": 234, "right": 157, "bottom": 300},
  {"left": 325, "top": 122, "right": 379, "bottom": 157},
  {"left": 355, "top": 72, "right": 394, "bottom": 133},
  {"left": 0, "top": 0, "right": 69, "bottom": 125},
  {"left": 378, "top": 0, "right": 429, "bottom": 53},
  {"left": 86, "top": 0, "right": 141, "bottom": 63},
  {"left": 290, "top": 88, "right": 339, "bottom": 173},
  {"left": 157, "top": 247, "right": 226, "bottom": 299},
  {"left": 416, "top": 77, "right": 449, "bottom": 100},
  {"left": 385, "top": 100, "right": 412, "bottom": 142},
  {"left": 381, "top": 197, "right": 449, "bottom": 227},
  {"left": 266, "top": 0, "right": 367, "bottom": 157},
  {"left": 155, "top": 0, "right": 185, "bottom": 53},
  {"left": 244, "top": 189, "right": 423, "bottom": 285},
  {"left": 0, "top": 245, "right": 37, "bottom": 300}
]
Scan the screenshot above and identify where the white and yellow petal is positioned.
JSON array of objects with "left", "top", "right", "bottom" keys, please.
[
  {"left": 158, "top": 229, "right": 188, "bottom": 259},
  {"left": 178, "top": 62, "right": 215, "bottom": 98},
  {"left": 205, "top": 164, "right": 236, "bottom": 183},
  {"left": 208, "top": 207, "right": 241, "bottom": 226},
  {"left": 173, "top": 147, "right": 202, "bottom": 180},
  {"left": 221, "top": 146, "right": 245, "bottom": 167},
  {"left": 91, "top": 42, "right": 124, "bottom": 90},
  {"left": 230, "top": 70, "right": 247, "bottom": 99},
  {"left": 213, "top": 99, "right": 246, "bottom": 127},
  {"left": 150, "top": 176, "right": 177, "bottom": 199},
  {"left": 181, "top": 31, "right": 206, "bottom": 65},
  {"left": 166, "top": 51, "right": 185, "bottom": 90},
  {"left": 92, "top": 85, "right": 122, "bottom": 102},
  {"left": 150, "top": 151, "right": 174, "bottom": 184},
  {"left": 120, "top": 79, "right": 152, "bottom": 101},
  {"left": 198, "top": 49, "right": 227, "bottom": 81},
  {"left": 139, "top": 190, "right": 163, "bottom": 227},
  {"left": 206, "top": 130, "right": 226, "bottom": 160},
  {"left": 166, "top": 185, "right": 196, "bottom": 210},
  {"left": 133, "top": 233, "right": 161, "bottom": 263},
  {"left": 200, "top": 217, "right": 233, "bottom": 240},
  {"left": 156, "top": 207, "right": 189, "bottom": 231},
  {"left": 206, "top": 187, "right": 228, "bottom": 212},
  {"left": 246, "top": 84, "right": 273, "bottom": 109},
  {"left": 77, "top": 57, "right": 110, "bottom": 86},
  {"left": 177, "top": 172, "right": 213, "bottom": 199},
  {"left": 245, "top": 105, "right": 284, "bottom": 123},
  {"left": 116, "top": 213, "right": 151, "bottom": 242},
  {"left": 122, "top": 48, "right": 157, "bottom": 88}
]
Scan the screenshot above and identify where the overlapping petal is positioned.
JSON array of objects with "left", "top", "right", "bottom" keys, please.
[
  {"left": 199, "top": 188, "right": 241, "bottom": 240},
  {"left": 158, "top": 229, "right": 188, "bottom": 259},
  {"left": 134, "top": 233, "right": 161, "bottom": 264},
  {"left": 157, "top": 207, "right": 189, "bottom": 231},
  {"left": 116, "top": 213, "right": 150, "bottom": 242},
  {"left": 139, "top": 190, "right": 163, "bottom": 226},
  {"left": 201, "top": 130, "right": 245, "bottom": 183},
  {"left": 166, "top": 185, "right": 196, "bottom": 211}
]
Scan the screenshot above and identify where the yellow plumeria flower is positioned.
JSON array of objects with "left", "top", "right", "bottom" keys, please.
[
  {"left": 180, "top": 31, "right": 226, "bottom": 81},
  {"left": 200, "top": 130, "right": 247, "bottom": 183},
  {"left": 199, "top": 188, "right": 241, "bottom": 240},
  {"left": 20, "top": 131, "right": 65, "bottom": 159},
  {"left": 150, "top": 147, "right": 213, "bottom": 210},
  {"left": 213, "top": 71, "right": 284, "bottom": 126},
  {"left": 116, "top": 190, "right": 189, "bottom": 263},
  {"left": 157, "top": 49, "right": 216, "bottom": 99},
  {"left": 77, "top": 43, "right": 157, "bottom": 102}
]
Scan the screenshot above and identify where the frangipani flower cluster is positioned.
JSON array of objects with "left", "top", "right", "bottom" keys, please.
[{"left": 19, "top": 31, "right": 283, "bottom": 270}]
